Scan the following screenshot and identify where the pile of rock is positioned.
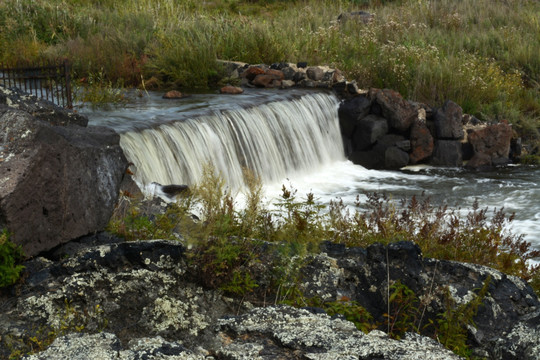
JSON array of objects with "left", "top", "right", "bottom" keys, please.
[
  {"left": 219, "top": 60, "right": 361, "bottom": 97},
  {"left": 338, "top": 88, "right": 515, "bottom": 169}
]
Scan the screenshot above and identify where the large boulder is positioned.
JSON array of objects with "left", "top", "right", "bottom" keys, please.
[
  {"left": 466, "top": 122, "right": 513, "bottom": 168},
  {"left": 370, "top": 88, "right": 417, "bottom": 133},
  {"left": 434, "top": 100, "right": 464, "bottom": 140},
  {"left": 0, "top": 87, "right": 127, "bottom": 257}
]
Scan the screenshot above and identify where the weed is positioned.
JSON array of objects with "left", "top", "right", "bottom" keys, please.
[{"left": 0, "top": 229, "right": 25, "bottom": 288}]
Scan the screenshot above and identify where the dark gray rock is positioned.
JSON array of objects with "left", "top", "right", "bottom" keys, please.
[
  {"left": 431, "top": 140, "right": 463, "bottom": 166},
  {"left": 0, "top": 87, "right": 127, "bottom": 257},
  {"left": 434, "top": 100, "right": 464, "bottom": 140},
  {"left": 352, "top": 114, "right": 389, "bottom": 151},
  {"left": 0, "top": 86, "right": 87, "bottom": 127},
  {"left": 385, "top": 146, "right": 410, "bottom": 169},
  {"left": 338, "top": 95, "right": 372, "bottom": 139}
]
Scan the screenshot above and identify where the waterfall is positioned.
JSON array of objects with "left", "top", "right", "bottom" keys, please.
[{"left": 120, "top": 91, "right": 345, "bottom": 190}]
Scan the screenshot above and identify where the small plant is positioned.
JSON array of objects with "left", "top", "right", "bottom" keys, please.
[
  {"left": 384, "top": 280, "right": 419, "bottom": 339},
  {"left": 316, "top": 296, "right": 377, "bottom": 334},
  {"left": 430, "top": 277, "right": 491, "bottom": 359},
  {"left": 0, "top": 229, "right": 25, "bottom": 288},
  {"left": 73, "top": 68, "right": 127, "bottom": 108}
]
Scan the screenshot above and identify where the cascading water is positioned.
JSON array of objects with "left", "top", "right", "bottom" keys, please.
[
  {"left": 84, "top": 89, "right": 540, "bottom": 257},
  {"left": 119, "top": 91, "right": 344, "bottom": 190}
]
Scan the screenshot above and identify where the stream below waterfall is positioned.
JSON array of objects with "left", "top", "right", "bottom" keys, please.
[{"left": 82, "top": 88, "right": 540, "bottom": 259}]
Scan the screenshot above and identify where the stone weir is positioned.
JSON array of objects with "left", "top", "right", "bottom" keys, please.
[{"left": 219, "top": 61, "right": 521, "bottom": 170}]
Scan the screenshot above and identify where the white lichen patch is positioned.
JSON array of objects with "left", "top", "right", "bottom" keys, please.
[
  {"left": 6, "top": 97, "right": 19, "bottom": 108},
  {"left": 144, "top": 291, "right": 209, "bottom": 336},
  {"left": 20, "top": 129, "right": 32, "bottom": 138},
  {"left": 458, "top": 261, "right": 503, "bottom": 281},
  {"left": 447, "top": 285, "right": 476, "bottom": 305}
]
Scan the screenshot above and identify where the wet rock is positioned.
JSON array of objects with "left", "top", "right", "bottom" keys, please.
[
  {"left": 162, "top": 90, "right": 186, "bottom": 99},
  {"left": 434, "top": 100, "right": 464, "bottom": 140},
  {"left": 0, "top": 97, "right": 127, "bottom": 257},
  {"left": 385, "top": 146, "right": 410, "bottom": 169},
  {"left": 352, "top": 114, "right": 389, "bottom": 151},
  {"left": 220, "top": 85, "right": 244, "bottom": 94},
  {"left": 431, "top": 139, "right": 463, "bottom": 166},
  {"left": 337, "top": 94, "right": 372, "bottom": 138}
]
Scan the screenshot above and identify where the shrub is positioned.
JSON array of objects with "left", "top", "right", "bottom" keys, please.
[{"left": 0, "top": 229, "right": 25, "bottom": 288}]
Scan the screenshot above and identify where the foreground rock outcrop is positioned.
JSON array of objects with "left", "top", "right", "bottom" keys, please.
[
  {"left": 0, "top": 86, "right": 128, "bottom": 257},
  {"left": 1, "top": 235, "right": 538, "bottom": 359}
]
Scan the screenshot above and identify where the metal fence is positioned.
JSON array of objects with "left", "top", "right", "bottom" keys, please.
[{"left": 0, "top": 60, "right": 72, "bottom": 108}]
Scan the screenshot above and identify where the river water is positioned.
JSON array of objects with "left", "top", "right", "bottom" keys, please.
[{"left": 82, "top": 89, "right": 540, "bottom": 258}]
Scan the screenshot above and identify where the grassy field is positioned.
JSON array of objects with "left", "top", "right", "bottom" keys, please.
[{"left": 0, "top": 0, "right": 539, "bottom": 141}]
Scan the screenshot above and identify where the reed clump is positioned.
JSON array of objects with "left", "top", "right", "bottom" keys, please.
[{"left": 0, "top": 0, "right": 538, "bottom": 139}]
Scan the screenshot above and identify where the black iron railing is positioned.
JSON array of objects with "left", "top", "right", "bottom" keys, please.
[{"left": 0, "top": 59, "right": 72, "bottom": 108}]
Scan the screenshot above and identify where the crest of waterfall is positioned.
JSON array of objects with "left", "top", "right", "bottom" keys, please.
[{"left": 120, "top": 91, "right": 344, "bottom": 190}]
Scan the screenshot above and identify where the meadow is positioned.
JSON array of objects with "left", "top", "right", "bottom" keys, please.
[{"left": 0, "top": 0, "right": 539, "bottom": 142}]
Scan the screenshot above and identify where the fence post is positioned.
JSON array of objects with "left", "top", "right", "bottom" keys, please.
[{"left": 64, "top": 59, "right": 72, "bottom": 109}]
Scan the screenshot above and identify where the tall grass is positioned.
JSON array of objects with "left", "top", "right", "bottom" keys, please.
[{"left": 0, "top": 0, "right": 538, "bottom": 137}]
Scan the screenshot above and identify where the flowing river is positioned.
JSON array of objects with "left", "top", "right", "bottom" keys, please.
[{"left": 83, "top": 89, "right": 540, "bottom": 258}]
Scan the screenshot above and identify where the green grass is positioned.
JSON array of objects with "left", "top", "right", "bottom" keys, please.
[{"left": 0, "top": 0, "right": 538, "bottom": 139}]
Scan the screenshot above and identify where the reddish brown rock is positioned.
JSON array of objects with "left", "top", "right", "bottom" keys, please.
[
  {"left": 265, "top": 69, "right": 284, "bottom": 80},
  {"left": 243, "top": 66, "right": 266, "bottom": 81},
  {"left": 220, "top": 85, "right": 244, "bottom": 95},
  {"left": 409, "top": 120, "right": 434, "bottom": 164},
  {"left": 370, "top": 88, "right": 417, "bottom": 133},
  {"left": 466, "top": 122, "right": 512, "bottom": 168},
  {"left": 162, "top": 90, "right": 184, "bottom": 99},
  {"left": 252, "top": 74, "right": 282, "bottom": 88}
]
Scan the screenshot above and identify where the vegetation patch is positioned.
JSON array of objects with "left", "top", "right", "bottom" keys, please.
[{"left": 0, "top": 229, "right": 25, "bottom": 288}]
